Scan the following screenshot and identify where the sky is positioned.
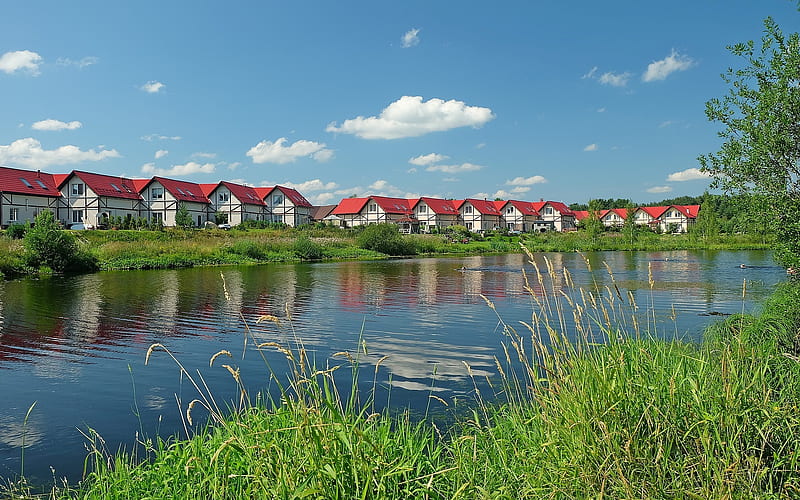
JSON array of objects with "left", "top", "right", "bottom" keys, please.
[{"left": 1, "top": 1, "right": 798, "bottom": 207}]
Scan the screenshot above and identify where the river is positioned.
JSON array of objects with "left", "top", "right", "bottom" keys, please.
[{"left": 0, "top": 249, "right": 787, "bottom": 485}]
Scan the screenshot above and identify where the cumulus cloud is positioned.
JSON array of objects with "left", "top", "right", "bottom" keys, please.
[
  {"left": 0, "top": 138, "right": 119, "bottom": 168},
  {"left": 56, "top": 56, "right": 98, "bottom": 68},
  {"left": 401, "top": 28, "right": 420, "bottom": 48},
  {"left": 326, "top": 96, "right": 495, "bottom": 139},
  {"left": 426, "top": 163, "right": 484, "bottom": 174},
  {"left": 506, "top": 175, "right": 546, "bottom": 186},
  {"left": 666, "top": 167, "right": 711, "bottom": 182},
  {"left": 192, "top": 152, "right": 217, "bottom": 159},
  {"left": 647, "top": 185, "right": 673, "bottom": 193},
  {"left": 584, "top": 143, "right": 598, "bottom": 151},
  {"left": 278, "top": 179, "right": 339, "bottom": 192},
  {"left": 141, "top": 134, "right": 181, "bottom": 141},
  {"left": 409, "top": 153, "right": 449, "bottom": 166},
  {"left": 0, "top": 50, "right": 42, "bottom": 75},
  {"left": 597, "top": 107, "right": 606, "bottom": 113},
  {"left": 140, "top": 81, "right": 165, "bottom": 93},
  {"left": 643, "top": 50, "right": 695, "bottom": 82},
  {"left": 582, "top": 66, "right": 598, "bottom": 79},
  {"left": 246, "top": 137, "right": 333, "bottom": 164},
  {"left": 31, "top": 119, "right": 82, "bottom": 131},
  {"left": 154, "top": 149, "right": 168, "bottom": 159},
  {"left": 141, "top": 161, "right": 215, "bottom": 176},
  {"left": 599, "top": 71, "right": 631, "bottom": 87}
]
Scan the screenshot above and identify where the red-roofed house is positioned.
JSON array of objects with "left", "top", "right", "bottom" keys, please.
[
  {"left": 632, "top": 206, "right": 666, "bottom": 228},
  {"left": 57, "top": 170, "right": 144, "bottom": 227},
  {"left": 600, "top": 208, "right": 630, "bottom": 228},
  {"left": 494, "top": 200, "right": 541, "bottom": 232},
  {"left": 331, "top": 197, "right": 369, "bottom": 227},
  {"left": 411, "top": 197, "right": 460, "bottom": 232},
  {"left": 138, "top": 176, "right": 211, "bottom": 227},
  {"left": 331, "top": 196, "right": 416, "bottom": 230},
  {"left": 660, "top": 205, "right": 700, "bottom": 233},
  {"left": 455, "top": 199, "right": 502, "bottom": 233},
  {"left": 202, "top": 181, "right": 266, "bottom": 225},
  {"left": 0, "top": 166, "right": 62, "bottom": 227},
  {"left": 260, "top": 185, "right": 313, "bottom": 227},
  {"left": 531, "top": 201, "right": 576, "bottom": 232}
]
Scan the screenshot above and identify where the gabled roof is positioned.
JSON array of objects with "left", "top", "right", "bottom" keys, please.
[
  {"left": 505, "top": 200, "right": 540, "bottom": 216},
  {"left": 264, "top": 185, "right": 313, "bottom": 207},
  {"left": 199, "top": 183, "right": 219, "bottom": 197},
  {"left": 53, "top": 173, "right": 69, "bottom": 187},
  {"left": 531, "top": 200, "right": 575, "bottom": 216},
  {"left": 461, "top": 198, "right": 502, "bottom": 215},
  {"left": 668, "top": 204, "right": 700, "bottom": 218},
  {"left": 573, "top": 210, "right": 589, "bottom": 221},
  {"left": 0, "top": 166, "right": 61, "bottom": 197},
  {"left": 414, "top": 197, "right": 460, "bottom": 215},
  {"left": 253, "top": 187, "right": 272, "bottom": 200},
  {"left": 636, "top": 206, "right": 668, "bottom": 219},
  {"left": 601, "top": 208, "right": 629, "bottom": 219},
  {"left": 131, "top": 179, "right": 150, "bottom": 192},
  {"left": 60, "top": 170, "right": 142, "bottom": 200},
  {"left": 217, "top": 181, "right": 265, "bottom": 205},
  {"left": 370, "top": 196, "right": 413, "bottom": 214},
  {"left": 332, "top": 197, "right": 369, "bottom": 215},
  {"left": 311, "top": 205, "right": 337, "bottom": 220},
  {"left": 142, "top": 176, "right": 211, "bottom": 204}
]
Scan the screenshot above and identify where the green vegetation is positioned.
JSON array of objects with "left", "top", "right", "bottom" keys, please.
[
  {"left": 7, "top": 248, "right": 800, "bottom": 499},
  {"left": 356, "top": 223, "right": 417, "bottom": 256},
  {"left": 22, "top": 211, "right": 97, "bottom": 274}
]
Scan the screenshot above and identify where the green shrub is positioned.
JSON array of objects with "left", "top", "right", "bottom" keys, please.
[
  {"left": 6, "top": 223, "right": 27, "bottom": 239},
  {"left": 293, "top": 236, "right": 324, "bottom": 260},
  {"left": 356, "top": 224, "right": 417, "bottom": 256},
  {"left": 23, "top": 211, "right": 97, "bottom": 273},
  {"left": 228, "top": 240, "right": 266, "bottom": 260}
]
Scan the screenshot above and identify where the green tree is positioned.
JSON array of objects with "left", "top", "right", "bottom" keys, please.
[
  {"left": 622, "top": 203, "right": 637, "bottom": 248},
  {"left": 583, "top": 199, "right": 604, "bottom": 245},
  {"left": 214, "top": 211, "right": 228, "bottom": 225},
  {"left": 698, "top": 17, "right": 800, "bottom": 267},
  {"left": 175, "top": 203, "right": 194, "bottom": 229},
  {"left": 692, "top": 193, "right": 720, "bottom": 243},
  {"left": 24, "top": 211, "right": 96, "bottom": 272}
]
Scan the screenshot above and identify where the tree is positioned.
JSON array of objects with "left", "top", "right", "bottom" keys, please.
[
  {"left": 692, "top": 193, "right": 720, "bottom": 243},
  {"left": 24, "top": 211, "right": 96, "bottom": 272},
  {"left": 175, "top": 203, "right": 194, "bottom": 229},
  {"left": 622, "top": 202, "right": 637, "bottom": 248},
  {"left": 583, "top": 199, "right": 604, "bottom": 244},
  {"left": 356, "top": 223, "right": 417, "bottom": 256},
  {"left": 214, "top": 211, "right": 228, "bottom": 225},
  {"left": 698, "top": 17, "right": 800, "bottom": 267}
]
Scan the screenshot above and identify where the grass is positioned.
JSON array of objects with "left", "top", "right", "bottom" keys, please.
[{"left": 5, "top": 245, "right": 800, "bottom": 498}]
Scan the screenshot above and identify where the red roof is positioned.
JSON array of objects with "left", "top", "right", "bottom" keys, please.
[
  {"left": 333, "top": 197, "right": 369, "bottom": 215},
  {"left": 269, "top": 186, "right": 312, "bottom": 207},
  {"left": 143, "top": 176, "right": 211, "bottom": 203},
  {"left": 505, "top": 200, "right": 540, "bottom": 216},
  {"left": 131, "top": 179, "right": 150, "bottom": 192},
  {"left": 531, "top": 201, "right": 574, "bottom": 216},
  {"left": 60, "top": 170, "right": 142, "bottom": 200},
  {"left": 637, "top": 206, "right": 668, "bottom": 219},
  {"left": 199, "top": 183, "right": 218, "bottom": 197},
  {"left": 371, "top": 196, "right": 412, "bottom": 214},
  {"left": 414, "top": 197, "right": 460, "bottom": 215},
  {"left": 462, "top": 198, "right": 502, "bottom": 215},
  {"left": 573, "top": 210, "right": 589, "bottom": 221},
  {"left": 52, "top": 173, "right": 69, "bottom": 186},
  {"left": 671, "top": 204, "right": 700, "bottom": 218},
  {"left": 253, "top": 187, "right": 272, "bottom": 199},
  {"left": 219, "top": 181, "right": 265, "bottom": 206},
  {"left": 0, "top": 166, "right": 61, "bottom": 197}
]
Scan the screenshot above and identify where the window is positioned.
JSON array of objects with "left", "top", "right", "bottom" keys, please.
[
  {"left": 35, "top": 179, "right": 48, "bottom": 190},
  {"left": 152, "top": 187, "right": 163, "bottom": 200},
  {"left": 110, "top": 183, "right": 122, "bottom": 192},
  {"left": 369, "top": 203, "right": 377, "bottom": 212},
  {"left": 10, "top": 208, "right": 19, "bottom": 221},
  {"left": 466, "top": 222, "right": 473, "bottom": 230},
  {"left": 20, "top": 178, "right": 33, "bottom": 188},
  {"left": 152, "top": 213, "right": 163, "bottom": 223},
  {"left": 507, "top": 223, "right": 514, "bottom": 229},
  {"left": 506, "top": 207, "right": 514, "bottom": 214},
  {"left": 72, "top": 210, "right": 84, "bottom": 223},
  {"left": 544, "top": 207, "right": 553, "bottom": 215},
  {"left": 219, "top": 192, "right": 229, "bottom": 202},
  {"left": 418, "top": 205, "right": 427, "bottom": 213},
  {"left": 71, "top": 183, "right": 84, "bottom": 196},
  {"left": 177, "top": 188, "right": 186, "bottom": 195},
  {"left": 273, "top": 195, "right": 284, "bottom": 205},
  {"left": 464, "top": 205, "right": 473, "bottom": 214}
]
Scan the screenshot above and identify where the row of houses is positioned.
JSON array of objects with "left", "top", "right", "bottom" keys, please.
[
  {"left": 0, "top": 166, "right": 313, "bottom": 228},
  {"left": 572, "top": 205, "right": 701, "bottom": 233}
]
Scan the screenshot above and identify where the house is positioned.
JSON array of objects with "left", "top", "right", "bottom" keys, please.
[
  {"left": 600, "top": 208, "right": 630, "bottom": 228},
  {"left": 138, "top": 176, "right": 211, "bottom": 227},
  {"left": 411, "top": 197, "right": 460, "bottom": 233},
  {"left": 200, "top": 181, "right": 266, "bottom": 225},
  {"left": 455, "top": 199, "right": 502, "bottom": 233},
  {"left": 494, "top": 200, "right": 540, "bottom": 232},
  {"left": 632, "top": 206, "right": 665, "bottom": 228},
  {"left": 0, "top": 166, "right": 62, "bottom": 228},
  {"left": 257, "top": 185, "right": 313, "bottom": 227},
  {"left": 57, "top": 170, "right": 144, "bottom": 227},
  {"left": 310, "top": 204, "right": 338, "bottom": 224},
  {"left": 531, "top": 201, "right": 576, "bottom": 232},
  {"left": 660, "top": 205, "right": 700, "bottom": 233},
  {"left": 331, "top": 196, "right": 416, "bottom": 229}
]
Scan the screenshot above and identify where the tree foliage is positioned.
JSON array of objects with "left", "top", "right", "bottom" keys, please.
[
  {"left": 356, "top": 223, "right": 417, "bottom": 256},
  {"left": 24, "top": 211, "right": 96, "bottom": 272},
  {"left": 698, "top": 17, "right": 800, "bottom": 266},
  {"left": 175, "top": 203, "right": 194, "bottom": 229}
]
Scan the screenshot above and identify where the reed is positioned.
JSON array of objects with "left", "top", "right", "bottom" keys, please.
[{"left": 9, "top": 245, "right": 800, "bottom": 499}]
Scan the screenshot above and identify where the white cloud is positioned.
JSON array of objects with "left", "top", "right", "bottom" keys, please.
[
  {"left": 582, "top": 66, "right": 598, "bottom": 79},
  {"left": 141, "top": 161, "right": 215, "bottom": 176},
  {"left": 647, "top": 185, "right": 673, "bottom": 193},
  {"left": 476, "top": 142, "right": 486, "bottom": 149},
  {"left": 31, "top": 119, "right": 82, "bottom": 131},
  {"left": 226, "top": 161, "right": 241, "bottom": 170},
  {"left": 56, "top": 56, "right": 98, "bottom": 68},
  {"left": 666, "top": 167, "right": 711, "bottom": 182},
  {"left": 659, "top": 120, "right": 675, "bottom": 128},
  {"left": 246, "top": 137, "right": 333, "bottom": 164},
  {"left": 140, "top": 81, "right": 165, "bottom": 93},
  {"left": 506, "top": 175, "right": 546, "bottom": 186},
  {"left": 409, "top": 153, "right": 449, "bottom": 166},
  {"left": 643, "top": 50, "right": 695, "bottom": 82},
  {"left": 0, "top": 50, "right": 42, "bottom": 75},
  {"left": 401, "top": 28, "right": 420, "bottom": 48},
  {"left": 599, "top": 71, "right": 631, "bottom": 87},
  {"left": 492, "top": 190, "right": 517, "bottom": 199},
  {"left": 154, "top": 149, "right": 168, "bottom": 159},
  {"left": 279, "top": 179, "right": 339, "bottom": 192},
  {"left": 584, "top": 143, "right": 598, "bottom": 152},
  {"left": 471, "top": 192, "right": 490, "bottom": 199},
  {"left": 192, "top": 152, "right": 217, "bottom": 159},
  {"left": 407, "top": 167, "right": 418, "bottom": 174},
  {"left": 369, "top": 179, "right": 390, "bottom": 191},
  {"left": 141, "top": 134, "right": 181, "bottom": 141},
  {"left": 326, "top": 96, "right": 495, "bottom": 139},
  {"left": 597, "top": 107, "right": 606, "bottom": 113},
  {"left": 426, "top": 163, "right": 484, "bottom": 174},
  {"left": 0, "top": 137, "right": 119, "bottom": 168},
  {"left": 442, "top": 177, "right": 459, "bottom": 182}
]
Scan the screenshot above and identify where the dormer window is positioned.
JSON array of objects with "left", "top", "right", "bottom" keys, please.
[
  {"left": 111, "top": 183, "right": 122, "bottom": 192},
  {"left": 20, "top": 178, "right": 33, "bottom": 188},
  {"left": 464, "top": 205, "right": 473, "bottom": 214},
  {"left": 273, "top": 195, "right": 284, "bottom": 205}
]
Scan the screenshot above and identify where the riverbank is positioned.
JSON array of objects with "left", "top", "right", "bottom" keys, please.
[
  {"left": 0, "top": 224, "right": 772, "bottom": 279},
  {"left": 5, "top": 252, "right": 798, "bottom": 498}
]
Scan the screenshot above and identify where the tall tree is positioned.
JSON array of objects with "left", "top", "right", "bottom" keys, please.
[
  {"left": 698, "top": 17, "right": 800, "bottom": 267},
  {"left": 175, "top": 203, "right": 194, "bottom": 230}
]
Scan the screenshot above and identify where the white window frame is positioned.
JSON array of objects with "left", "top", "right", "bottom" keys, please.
[
  {"left": 71, "top": 183, "right": 85, "bottom": 196},
  {"left": 218, "top": 192, "right": 229, "bottom": 202},
  {"left": 151, "top": 187, "right": 164, "bottom": 200},
  {"left": 9, "top": 208, "right": 19, "bottom": 221},
  {"left": 72, "top": 210, "right": 84, "bottom": 223}
]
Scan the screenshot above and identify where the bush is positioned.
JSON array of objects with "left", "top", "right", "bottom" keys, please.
[
  {"left": 356, "top": 224, "right": 417, "bottom": 256},
  {"left": 293, "top": 236, "right": 324, "bottom": 260},
  {"left": 228, "top": 240, "right": 266, "bottom": 260},
  {"left": 23, "top": 211, "right": 97, "bottom": 273},
  {"left": 6, "top": 223, "right": 27, "bottom": 239}
]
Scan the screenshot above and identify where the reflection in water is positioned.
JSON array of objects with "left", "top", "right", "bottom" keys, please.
[{"left": 0, "top": 250, "right": 788, "bottom": 485}]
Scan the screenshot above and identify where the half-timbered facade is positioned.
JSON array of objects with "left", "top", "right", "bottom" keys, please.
[
  {"left": 411, "top": 197, "right": 461, "bottom": 232},
  {"left": 531, "top": 201, "right": 576, "bottom": 232},
  {"left": 0, "top": 167, "right": 62, "bottom": 227},
  {"left": 258, "top": 185, "right": 313, "bottom": 227},
  {"left": 57, "top": 171, "right": 144, "bottom": 227},
  {"left": 494, "top": 200, "right": 540, "bottom": 232},
  {"left": 201, "top": 181, "right": 266, "bottom": 225},
  {"left": 455, "top": 199, "right": 502, "bottom": 233},
  {"left": 139, "top": 176, "right": 211, "bottom": 227}
]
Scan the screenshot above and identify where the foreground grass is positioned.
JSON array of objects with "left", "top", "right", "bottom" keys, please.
[{"left": 7, "top": 251, "right": 800, "bottom": 499}]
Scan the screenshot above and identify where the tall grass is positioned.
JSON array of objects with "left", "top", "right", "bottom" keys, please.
[{"left": 8, "top": 245, "right": 800, "bottom": 498}]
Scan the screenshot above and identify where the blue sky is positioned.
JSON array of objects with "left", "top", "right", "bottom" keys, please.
[{"left": 1, "top": 1, "right": 797, "bottom": 206}]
